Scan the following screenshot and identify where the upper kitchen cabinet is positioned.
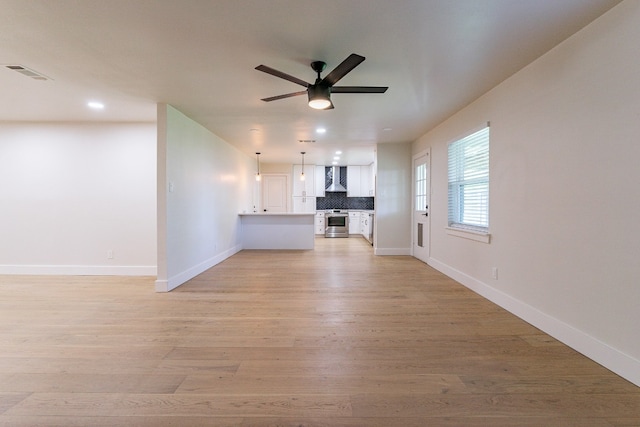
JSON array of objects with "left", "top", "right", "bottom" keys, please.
[
  {"left": 363, "top": 163, "right": 375, "bottom": 196},
  {"left": 347, "top": 166, "right": 362, "bottom": 197},
  {"left": 292, "top": 164, "right": 316, "bottom": 197},
  {"left": 315, "top": 165, "right": 326, "bottom": 197},
  {"left": 347, "top": 164, "right": 375, "bottom": 197}
]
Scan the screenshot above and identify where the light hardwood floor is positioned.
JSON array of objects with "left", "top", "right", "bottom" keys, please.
[{"left": 1, "top": 237, "right": 638, "bottom": 426}]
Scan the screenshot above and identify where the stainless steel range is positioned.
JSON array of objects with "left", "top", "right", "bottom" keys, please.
[{"left": 325, "top": 210, "right": 349, "bottom": 238}]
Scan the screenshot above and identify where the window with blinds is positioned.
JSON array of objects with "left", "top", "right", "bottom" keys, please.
[{"left": 447, "top": 125, "right": 490, "bottom": 232}]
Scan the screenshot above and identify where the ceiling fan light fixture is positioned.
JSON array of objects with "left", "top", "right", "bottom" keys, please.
[
  {"left": 308, "top": 85, "right": 332, "bottom": 110},
  {"left": 256, "top": 53, "right": 387, "bottom": 109}
]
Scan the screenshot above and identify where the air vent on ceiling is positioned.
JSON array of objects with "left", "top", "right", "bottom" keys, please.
[
  {"left": 298, "top": 139, "right": 316, "bottom": 143},
  {"left": 5, "top": 65, "right": 51, "bottom": 81}
]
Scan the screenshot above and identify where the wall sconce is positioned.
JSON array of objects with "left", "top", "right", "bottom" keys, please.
[
  {"left": 255, "top": 152, "right": 261, "bottom": 181},
  {"left": 300, "top": 151, "right": 306, "bottom": 181}
]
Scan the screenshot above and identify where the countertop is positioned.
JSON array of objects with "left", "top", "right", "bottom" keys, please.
[
  {"left": 317, "top": 210, "right": 374, "bottom": 213},
  {"left": 239, "top": 212, "right": 315, "bottom": 216}
]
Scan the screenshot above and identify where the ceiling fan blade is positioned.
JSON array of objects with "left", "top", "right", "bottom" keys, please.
[
  {"left": 332, "top": 86, "right": 388, "bottom": 93},
  {"left": 255, "top": 65, "right": 310, "bottom": 88},
  {"left": 321, "top": 53, "right": 365, "bottom": 86},
  {"left": 260, "top": 90, "right": 307, "bottom": 102}
]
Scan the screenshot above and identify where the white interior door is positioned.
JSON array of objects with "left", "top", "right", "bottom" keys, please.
[
  {"left": 413, "top": 150, "right": 430, "bottom": 263},
  {"left": 262, "top": 174, "right": 288, "bottom": 213}
]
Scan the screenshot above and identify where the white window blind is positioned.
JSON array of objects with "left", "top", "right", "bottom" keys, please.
[{"left": 448, "top": 125, "right": 490, "bottom": 232}]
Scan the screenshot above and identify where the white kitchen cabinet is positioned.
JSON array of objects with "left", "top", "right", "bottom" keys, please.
[
  {"left": 348, "top": 211, "right": 361, "bottom": 234},
  {"left": 360, "top": 213, "right": 375, "bottom": 240},
  {"left": 362, "top": 212, "right": 374, "bottom": 244},
  {"left": 293, "top": 196, "right": 316, "bottom": 213},
  {"left": 315, "top": 165, "right": 326, "bottom": 197},
  {"left": 347, "top": 165, "right": 375, "bottom": 197},
  {"left": 359, "top": 165, "right": 370, "bottom": 196},
  {"left": 315, "top": 211, "right": 325, "bottom": 235},
  {"left": 361, "top": 163, "right": 375, "bottom": 196},
  {"left": 293, "top": 164, "right": 316, "bottom": 197},
  {"left": 347, "top": 166, "right": 362, "bottom": 197}
]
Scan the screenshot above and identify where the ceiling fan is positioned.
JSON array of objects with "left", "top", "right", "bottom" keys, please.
[{"left": 255, "top": 53, "right": 388, "bottom": 110}]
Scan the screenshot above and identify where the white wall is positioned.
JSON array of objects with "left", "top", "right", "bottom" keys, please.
[
  {"left": 375, "top": 142, "right": 412, "bottom": 255},
  {"left": 0, "top": 122, "right": 157, "bottom": 275},
  {"left": 156, "top": 104, "right": 254, "bottom": 292},
  {"left": 413, "top": 0, "right": 640, "bottom": 386}
]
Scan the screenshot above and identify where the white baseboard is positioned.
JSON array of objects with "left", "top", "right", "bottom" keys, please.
[
  {"left": 427, "top": 256, "right": 640, "bottom": 387},
  {"left": 374, "top": 247, "right": 412, "bottom": 256},
  {"left": 0, "top": 264, "right": 156, "bottom": 276},
  {"left": 155, "top": 244, "right": 242, "bottom": 292}
]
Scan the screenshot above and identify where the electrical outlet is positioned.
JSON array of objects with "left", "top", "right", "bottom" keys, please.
[
  {"left": 491, "top": 267, "right": 498, "bottom": 280},
  {"left": 107, "top": 250, "right": 114, "bottom": 259}
]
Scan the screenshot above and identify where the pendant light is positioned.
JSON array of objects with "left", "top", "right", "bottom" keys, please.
[
  {"left": 255, "top": 152, "right": 261, "bottom": 181},
  {"left": 300, "top": 151, "right": 306, "bottom": 181}
]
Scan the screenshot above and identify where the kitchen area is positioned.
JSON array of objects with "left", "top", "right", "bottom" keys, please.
[
  {"left": 241, "top": 161, "right": 375, "bottom": 250},
  {"left": 315, "top": 165, "right": 374, "bottom": 244},
  {"left": 297, "top": 164, "right": 375, "bottom": 245}
]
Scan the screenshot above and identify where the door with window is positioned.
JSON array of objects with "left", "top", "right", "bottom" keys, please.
[{"left": 413, "top": 150, "right": 430, "bottom": 263}]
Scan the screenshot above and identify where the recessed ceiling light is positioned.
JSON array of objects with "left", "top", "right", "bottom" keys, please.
[
  {"left": 332, "top": 161, "right": 338, "bottom": 165},
  {"left": 335, "top": 150, "right": 342, "bottom": 155},
  {"left": 87, "top": 101, "right": 105, "bottom": 110},
  {"left": 383, "top": 127, "right": 392, "bottom": 131},
  {"left": 316, "top": 127, "right": 326, "bottom": 134},
  {"left": 333, "top": 156, "right": 340, "bottom": 160}
]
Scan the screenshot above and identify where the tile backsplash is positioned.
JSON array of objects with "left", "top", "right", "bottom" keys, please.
[{"left": 316, "top": 192, "right": 374, "bottom": 210}]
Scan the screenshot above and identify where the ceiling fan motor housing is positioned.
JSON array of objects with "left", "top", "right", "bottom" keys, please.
[{"left": 310, "top": 61, "right": 327, "bottom": 75}]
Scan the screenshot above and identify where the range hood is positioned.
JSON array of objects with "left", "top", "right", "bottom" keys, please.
[{"left": 326, "top": 166, "right": 347, "bottom": 192}]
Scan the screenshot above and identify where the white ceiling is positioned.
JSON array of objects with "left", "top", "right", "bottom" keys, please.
[{"left": 0, "top": 0, "right": 621, "bottom": 166}]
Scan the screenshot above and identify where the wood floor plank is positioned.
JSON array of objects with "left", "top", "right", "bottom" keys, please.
[
  {"left": 153, "top": 360, "right": 241, "bottom": 375},
  {"left": 175, "top": 373, "right": 465, "bottom": 395},
  {"left": 0, "top": 393, "right": 31, "bottom": 415},
  {"left": 350, "top": 393, "right": 640, "bottom": 418},
  {"left": 5, "top": 393, "right": 353, "bottom": 418},
  {"left": 0, "top": 357, "right": 160, "bottom": 375},
  {"left": 0, "top": 237, "right": 638, "bottom": 425},
  {"left": 0, "top": 373, "right": 186, "bottom": 394},
  {"left": 459, "top": 374, "right": 640, "bottom": 394},
  {"left": 238, "top": 417, "right": 616, "bottom": 427},
  {"left": 0, "top": 344, "right": 174, "bottom": 359},
  {"left": 0, "top": 416, "right": 244, "bottom": 427}
]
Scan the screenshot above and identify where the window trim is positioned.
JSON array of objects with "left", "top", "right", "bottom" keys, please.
[{"left": 446, "top": 226, "right": 491, "bottom": 244}]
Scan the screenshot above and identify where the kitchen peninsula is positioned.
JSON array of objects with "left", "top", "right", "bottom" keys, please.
[{"left": 239, "top": 212, "right": 315, "bottom": 249}]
